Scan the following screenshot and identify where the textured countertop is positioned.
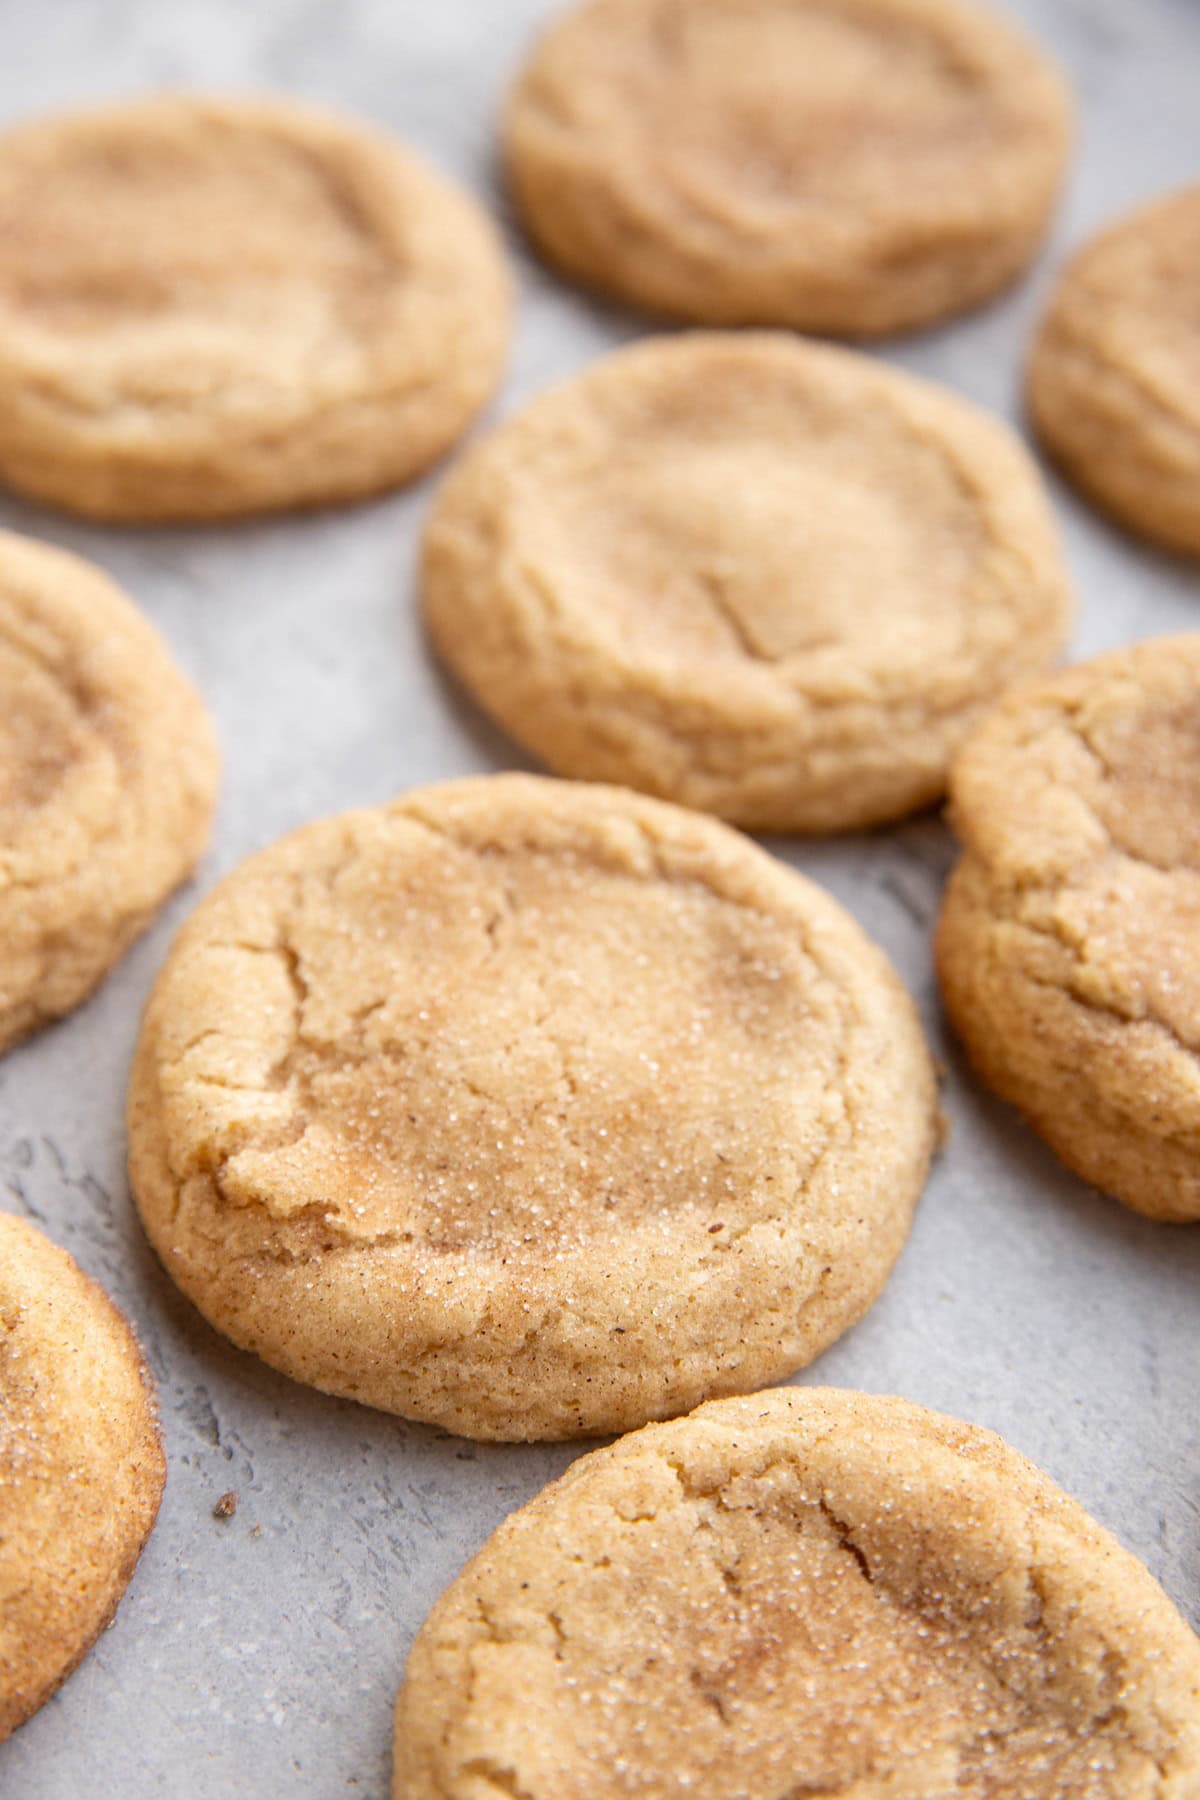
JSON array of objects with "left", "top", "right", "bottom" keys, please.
[{"left": 1, "top": 1, "right": 1198, "bottom": 1794}]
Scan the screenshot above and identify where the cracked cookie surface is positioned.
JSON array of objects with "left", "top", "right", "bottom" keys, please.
[
  {"left": 423, "top": 334, "right": 1073, "bottom": 833},
  {"left": 1029, "top": 186, "right": 1200, "bottom": 557},
  {"left": 0, "top": 95, "right": 511, "bottom": 520},
  {"left": 937, "top": 636, "right": 1200, "bottom": 1221},
  {"left": 128, "top": 774, "right": 937, "bottom": 1439},
  {"left": 392, "top": 1386, "right": 1200, "bottom": 1797},
  {"left": 0, "top": 530, "right": 218, "bottom": 1053},
  {"left": 0, "top": 1213, "right": 165, "bottom": 1741},
  {"left": 505, "top": 0, "right": 1072, "bottom": 336}
]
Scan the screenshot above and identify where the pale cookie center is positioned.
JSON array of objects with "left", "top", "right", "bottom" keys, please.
[
  {"left": 0, "top": 1335, "right": 50, "bottom": 1496},
  {"left": 1092, "top": 213, "right": 1200, "bottom": 423},
  {"left": 0, "top": 646, "right": 90, "bottom": 825},
  {"left": 1064, "top": 694, "right": 1200, "bottom": 1048},
  {"left": 972, "top": 684, "right": 1200, "bottom": 1052},
  {"left": 1079, "top": 695, "right": 1200, "bottom": 873},
  {"left": 0, "top": 620, "right": 130, "bottom": 894},
  {"left": 0, "top": 128, "right": 398, "bottom": 402},
  {"left": 213, "top": 845, "right": 847, "bottom": 1257},
  {"left": 529, "top": 431, "right": 981, "bottom": 667},
  {"left": 631, "top": 0, "right": 996, "bottom": 215}
]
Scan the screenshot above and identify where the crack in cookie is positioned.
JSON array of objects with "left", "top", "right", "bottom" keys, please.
[
  {"left": 393, "top": 1388, "right": 1200, "bottom": 1796},
  {"left": 128, "top": 774, "right": 937, "bottom": 1440},
  {"left": 937, "top": 636, "right": 1200, "bottom": 1220}
]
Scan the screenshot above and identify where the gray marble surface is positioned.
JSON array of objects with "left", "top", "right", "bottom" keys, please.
[{"left": 0, "top": 0, "right": 1198, "bottom": 1793}]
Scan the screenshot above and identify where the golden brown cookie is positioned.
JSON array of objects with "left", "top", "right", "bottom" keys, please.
[
  {"left": 0, "top": 1213, "right": 165, "bottom": 1741},
  {"left": 505, "top": 0, "right": 1072, "bottom": 337},
  {"left": 0, "top": 530, "right": 218, "bottom": 1053},
  {"left": 0, "top": 95, "right": 511, "bottom": 521},
  {"left": 423, "top": 334, "right": 1073, "bottom": 833},
  {"left": 1029, "top": 186, "right": 1200, "bottom": 557},
  {"left": 937, "top": 636, "right": 1200, "bottom": 1222},
  {"left": 393, "top": 1385, "right": 1200, "bottom": 1797},
  {"left": 128, "top": 774, "right": 938, "bottom": 1441}
]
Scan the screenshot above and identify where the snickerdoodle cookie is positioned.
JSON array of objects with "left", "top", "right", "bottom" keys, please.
[
  {"left": 505, "top": 0, "right": 1072, "bottom": 336},
  {"left": 393, "top": 1386, "right": 1200, "bottom": 1797},
  {"left": 937, "top": 636, "right": 1200, "bottom": 1222},
  {"left": 128, "top": 775, "right": 938, "bottom": 1441},
  {"left": 1029, "top": 186, "right": 1200, "bottom": 557},
  {"left": 423, "top": 335, "right": 1073, "bottom": 833},
  {"left": 0, "top": 531, "right": 217, "bottom": 1053},
  {"left": 0, "top": 95, "right": 511, "bottom": 520},
  {"left": 0, "top": 1213, "right": 165, "bottom": 1741}
]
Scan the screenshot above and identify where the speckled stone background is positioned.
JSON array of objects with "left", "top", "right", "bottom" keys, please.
[{"left": 0, "top": 1, "right": 1198, "bottom": 1793}]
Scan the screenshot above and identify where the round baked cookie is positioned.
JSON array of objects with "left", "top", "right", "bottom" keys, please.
[
  {"left": 422, "top": 334, "right": 1074, "bottom": 833},
  {"left": 128, "top": 774, "right": 938, "bottom": 1441},
  {"left": 505, "top": 0, "right": 1072, "bottom": 337},
  {"left": 1029, "top": 186, "right": 1200, "bottom": 557},
  {"left": 0, "top": 95, "right": 511, "bottom": 521},
  {"left": 937, "top": 636, "right": 1200, "bottom": 1222},
  {"left": 0, "top": 1213, "right": 165, "bottom": 1741},
  {"left": 0, "top": 531, "right": 218, "bottom": 1053},
  {"left": 394, "top": 1385, "right": 1200, "bottom": 1797}
]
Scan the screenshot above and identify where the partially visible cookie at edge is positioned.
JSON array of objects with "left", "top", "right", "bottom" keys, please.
[
  {"left": 0, "top": 1212, "right": 166, "bottom": 1742},
  {"left": 0, "top": 94, "right": 512, "bottom": 520},
  {"left": 0, "top": 529, "right": 218, "bottom": 1053},
  {"left": 937, "top": 635, "right": 1200, "bottom": 1221},
  {"left": 128, "top": 773, "right": 939, "bottom": 1440},
  {"left": 505, "top": 0, "right": 1072, "bottom": 336},
  {"left": 422, "top": 333, "right": 1073, "bottom": 833},
  {"left": 1029, "top": 185, "right": 1200, "bottom": 557},
  {"left": 393, "top": 1386, "right": 1200, "bottom": 1797}
]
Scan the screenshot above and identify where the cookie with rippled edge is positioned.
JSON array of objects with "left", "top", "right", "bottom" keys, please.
[
  {"left": 0, "top": 530, "right": 218, "bottom": 1053},
  {"left": 1029, "top": 186, "right": 1200, "bottom": 557},
  {"left": 393, "top": 1386, "right": 1200, "bottom": 1796},
  {"left": 938, "top": 636, "right": 1200, "bottom": 1221},
  {"left": 0, "top": 95, "right": 511, "bottom": 520},
  {"left": 0, "top": 1213, "right": 165, "bottom": 1741},
  {"left": 128, "top": 774, "right": 938, "bottom": 1441},
  {"left": 422, "top": 334, "right": 1073, "bottom": 833},
  {"left": 505, "top": 0, "right": 1072, "bottom": 337}
]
